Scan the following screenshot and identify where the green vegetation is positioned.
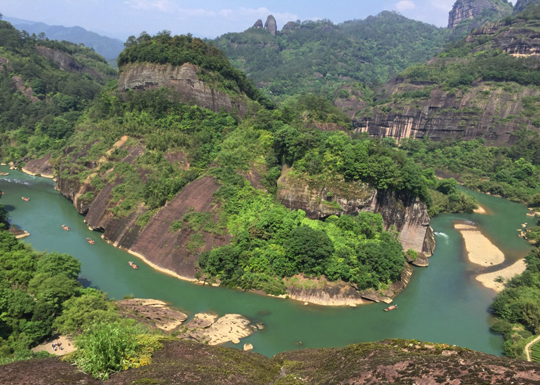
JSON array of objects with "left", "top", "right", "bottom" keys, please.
[
  {"left": 491, "top": 248, "right": 540, "bottom": 359},
  {"left": 401, "top": 134, "right": 540, "bottom": 204},
  {"left": 119, "top": 31, "right": 272, "bottom": 107},
  {"left": 213, "top": 11, "right": 449, "bottom": 99},
  {"left": 0, "top": 19, "right": 114, "bottom": 163},
  {"left": 0, "top": 205, "right": 162, "bottom": 378}
]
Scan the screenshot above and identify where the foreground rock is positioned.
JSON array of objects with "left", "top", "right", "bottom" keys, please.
[
  {"left": 4, "top": 339, "right": 540, "bottom": 384},
  {"left": 117, "top": 298, "right": 258, "bottom": 345}
]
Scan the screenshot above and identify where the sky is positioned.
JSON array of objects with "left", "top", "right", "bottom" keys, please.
[{"left": 0, "top": 0, "right": 498, "bottom": 41}]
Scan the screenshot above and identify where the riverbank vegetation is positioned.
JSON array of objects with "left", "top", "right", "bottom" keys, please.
[
  {"left": 0, "top": 201, "right": 163, "bottom": 378},
  {"left": 491, "top": 247, "right": 540, "bottom": 360},
  {"left": 401, "top": 134, "right": 540, "bottom": 205}
]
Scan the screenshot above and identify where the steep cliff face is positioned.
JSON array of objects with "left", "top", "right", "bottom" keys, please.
[
  {"left": 515, "top": 0, "right": 540, "bottom": 12},
  {"left": 355, "top": 12, "right": 540, "bottom": 145},
  {"left": 264, "top": 15, "right": 278, "bottom": 35},
  {"left": 277, "top": 168, "right": 435, "bottom": 261},
  {"left": 354, "top": 84, "right": 540, "bottom": 145},
  {"left": 56, "top": 140, "right": 229, "bottom": 280},
  {"left": 118, "top": 62, "right": 247, "bottom": 115},
  {"left": 448, "top": 0, "right": 512, "bottom": 29}
]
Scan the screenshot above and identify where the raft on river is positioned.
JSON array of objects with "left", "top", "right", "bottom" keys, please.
[
  {"left": 128, "top": 261, "right": 138, "bottom": 270},
  {"left": 384, "top": 305, "right": 398, "bottom": 312},
  {"left": 86, "top": 237, "right": 95, "bottom": 245}
]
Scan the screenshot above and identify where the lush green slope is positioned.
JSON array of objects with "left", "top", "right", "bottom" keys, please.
[
  {"left": 212, "top": 11, "right": 449, "bottom": 99},
  {"left": 0, "top": 20, "right": 115, "bottom": 162}
]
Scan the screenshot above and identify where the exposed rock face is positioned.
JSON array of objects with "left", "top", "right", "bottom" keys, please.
[
  {"left": 264, "top": 15, "right": 278, "bottom": 35},
  {"left": 354, "top": 80, "right": 540, "bottom": 145},
  {"left": 11, "top": 75, "right": 39, "bottom": 103},
  {"left": 36, "top": 46, "right": 101, "bottom": 80},
  {"left": 57, "top": 141, "right": 229, "bottom": 280},
  {"left": 5, "top": 339, "right": 540, "bottom": 384},
  {"left": 253, "top": 19, "right": 263, "bottom": 28},
  {"left": 118, "top": 62, "right": 247, "bottom": 115},
  {"left": 448, "top": 0, "right": 512, "bottom": 29},
  {"left": 277, "top": 168, "right": 435, "bottom": 258},
  {"left": 515, "top": 0, "right": 540, "bottom": 12},
  {"left": 282, "top": 21, "right": 297, "bottom": 33},
  {"left": 23, "top": 154, "right": 54, "bottom": 177}
]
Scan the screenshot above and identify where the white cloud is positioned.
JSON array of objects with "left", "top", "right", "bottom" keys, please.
[
  {"left": 395, "top": 0, "right": 416, "bottom": 11},
  {"left": 124, "top": 0, "right": 174, "bottom": 12},
  {"left": 428, "top": 0, "right": 456, "bottom": 11}
]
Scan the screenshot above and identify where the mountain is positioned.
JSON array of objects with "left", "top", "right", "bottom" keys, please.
[
  {"left": 514, "top": 0, "right": 540, "bottom": 12},
  {"left": 447, "top": 0, "right": 513, "bottom": 31},
  {"left": 353, "top": 5, "right": 540, "bottom": 146},
  {"left": 0, "top": 19, "right": 115, "bottom": 161},
  {"left": 212, "top": 11, "right": 449, "bottom": 99},
  {"left": 5, "top": 16, "right": 124, "bottom": 60}
]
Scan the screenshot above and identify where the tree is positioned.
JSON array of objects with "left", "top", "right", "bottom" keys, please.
[
  {"left": 285, "top": 225, "right": 334, "bottom": 275},
  {"left": 74, "top": 322, "right": 138, "bottom": 379}
]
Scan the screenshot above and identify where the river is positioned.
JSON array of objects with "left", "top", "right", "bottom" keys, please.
[{"left": 0, "top": 166, "right": 533, "bottom": 357}]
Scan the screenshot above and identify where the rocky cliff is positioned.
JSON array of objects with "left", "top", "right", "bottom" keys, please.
[
  {"left": 277, "top": 168, "right": 435, "bottom": 263},
  {"left": 56, "top": 139, "right": 229, "bottom": 281},
  {"left": 4, "top": 339, "right": 540, "bottom": 384},
  {"left": 264, "top": 15, "right": 278, "bottom": 35},
  {"left": 118, "top": 62, "right": 247, "bottom": 115},
  {"left": 36, "top": 46, "right": 102, "bottom": 80},
  {"left": 448, "top": 0, "right": 512, "bottom": 29},
  {"left": 354, "top": 11, "right": 540, "bottom": 145},
  {"left": 515, "top": 0, "right": 540, "bottom": 12}
]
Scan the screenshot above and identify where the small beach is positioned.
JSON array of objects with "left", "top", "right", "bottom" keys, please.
[
  {"left": 476, "top": 259, "right": 527, "bottom": 292},
  {"left": 454, "top": 223, "right": 505, "bottom": 266}
]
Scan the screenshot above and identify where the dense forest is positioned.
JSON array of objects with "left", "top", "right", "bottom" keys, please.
[{"left": 212, "top": 12, "right": 449, "bottom": 99}]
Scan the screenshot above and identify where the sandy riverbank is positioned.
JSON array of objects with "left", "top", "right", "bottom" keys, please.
[
  {"left": 21, "top": 167, "right": 54, "bottom": 179},
  {"left": 32, "top": 335, "right": 76, "bottom": 356},
  {"left": 474, "top": 206, "right": 487, "bottom": 214},
  {"left": 454, "top": 223, "right": 505, "bottom": 266},
  {"left": 100, "top": 236, "right": 199, "bottom": 284},
  {"left": 476, "top": 259, "right": 527, "bottom": 292}
]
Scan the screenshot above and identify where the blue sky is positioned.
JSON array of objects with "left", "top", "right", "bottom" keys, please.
[{"left": 0, "top": 0, "right": 498, "bottom": 40}]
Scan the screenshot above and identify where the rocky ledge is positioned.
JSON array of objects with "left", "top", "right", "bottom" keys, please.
[
  {"left": 117, "top": 298, "right": 261, "bottom": 346},
  {"left": 3, "top": 339, "right": 540, "bottom": 384}
]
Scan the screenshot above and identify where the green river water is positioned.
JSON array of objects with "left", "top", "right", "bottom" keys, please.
[{"left": 0, "top": 165, "right": 534, "bottom": 357}]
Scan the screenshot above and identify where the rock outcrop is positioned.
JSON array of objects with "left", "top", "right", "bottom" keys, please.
[
  {"left": 118, "top": 62, "right": 247, "bottom": 115},
  {"left": 23, "top": 154, "right": 54, "bottom": 177},
  {"left": 448, "top": 0, "right": 512, "bottom": 29},
  {"left": 264, "top": 15, "right": 278, "bottom": 35},
  {"left": 56, "top": 140, "right": 229, "bottom": 281},
  {"left": 4, "top": 339, "right": 540, "bottom": 384},
  {"left": 253, "top": 19, "right": 263, "bottom": 28},
  {"left": 515, "top": 0, "right": 540, "bottom": 12},
  {"left": 36, "top": 46, "right": 101, "bottom": 80},
  {"left": 281, "top": 21, "right": 297, "bottom": 33},
  {"left": 277, "top": 168, "right": 435, "bottom": 259},
  {"left": 354, "top": 14, "right": 540, "bottom": 145}
]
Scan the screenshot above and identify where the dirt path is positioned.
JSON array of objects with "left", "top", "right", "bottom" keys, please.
[{"left": 525, "top": 335, "right": 540, "bottom": 362}]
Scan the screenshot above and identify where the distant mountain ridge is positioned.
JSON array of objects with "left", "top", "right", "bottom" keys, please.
[{"left": 4, "top": 16, "right": 124, "bottom": 60}]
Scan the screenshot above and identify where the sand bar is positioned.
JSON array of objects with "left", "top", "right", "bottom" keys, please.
[
  {"left": 473, "top": 206, "right": 487, "bottom": 214},
  {"left": 454, "top": 223, "right": 505, "bottom": 266},
  {"left": 476, "top": 259, "right": 527, "bottom": 292}
]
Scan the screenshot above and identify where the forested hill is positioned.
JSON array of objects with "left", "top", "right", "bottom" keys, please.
[
  {"left": 5, "top": 16, "right": 124, "bottom": 61},
  {"left": 0, "top": 19, "right": 116, "bottom": 162},
  {"left": 212, "top": 11, "right": 449, "bottom": 99}
]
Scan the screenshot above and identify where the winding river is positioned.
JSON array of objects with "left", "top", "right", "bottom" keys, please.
[{"left": 0, "top": 165, "right": 533, "bottom": 357}]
